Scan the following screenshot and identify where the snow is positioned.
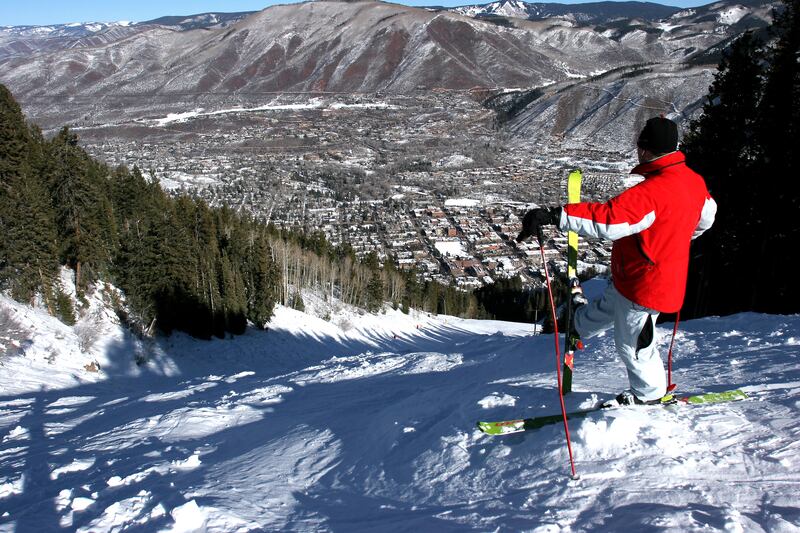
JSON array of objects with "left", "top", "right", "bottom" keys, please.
[
  {"left": 444, "top": 197, "right": 480, "bottom": 207},
  {"left": 655, "top": 21, "right": 682, "bottom": 32},
  {"left": 157, "top": 171, "right": 220, "bottom": 191},
  {"left": 433, "top": 239, "right": 468, "bottom": 257},
  {"left": 718, "top": 6, "right": 748, "bottom": 25},
  {"left": 478, "top": 393, "right": 517, "bottom": 409},
  {"left": 435, "top": 154, "right": 474, "bottom": 168},
  {"left": 151, "top": 100, "right": 398, "bottom": 126},
  {"left": 1, "top": 285, "right": 800, "bottom": 532}
]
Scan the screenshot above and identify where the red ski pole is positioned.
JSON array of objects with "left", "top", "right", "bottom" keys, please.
[
  {"left": 539, "top": 241, "right": 579, "bottom": 480},
  {"left": 666, "top": 311, "right": 680, "bottom": 392}
]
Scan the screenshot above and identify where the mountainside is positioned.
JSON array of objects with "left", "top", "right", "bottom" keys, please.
[
  {"left": 139, "top": 12, "right": 256, "bottom": 31},
  {"left": 0, "top": 12, "right": 251, "bottom": 59},
  {"left": 1, "top": 282, "right": 799, "bottom": 531},
  {"left": 0, "top": 0, "right": 775, "bottom": 133},
  {"left": 0, "top": 1, "right": 648, "bottom": 96},
  {"left": 490, "top": 63, "right": 718, "bottom": 152},
  {"left": 0, "top": 22, "right": 145, "bottom": 58},
  {"left": 449, "top": 0, "right": 683, "bottom": 23},
  {"left": 0, "top": 21, "right": 137, "bottom": 39}
]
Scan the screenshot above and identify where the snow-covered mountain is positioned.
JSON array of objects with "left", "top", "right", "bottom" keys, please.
[
  {"left": 487, "top": 62, "right": 719, "bottom": 153},
  {"left": 449, "top": 0, "right": 682, "bottom": 23},
  {"left": 0, "top": 12, "right": 253, "bottom": 59},
  {"left": 0, "top": 0, "right": 776, "bottom": 139},
  {"left": 138, "top": 11, "right": 256, "bottom": 31},
  {"left": 0, "top": 21, "right": 136, "bottom": 39},
  {"left": 1, "top": 280, "right": 799, "bottom": 531},
  {"left": 0, "top": 12, "right": 251, "bottom": 37}
]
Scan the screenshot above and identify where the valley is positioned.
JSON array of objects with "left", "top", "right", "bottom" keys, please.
[{"left": 0, "top": 0, "right": 776, "bottom": 288}]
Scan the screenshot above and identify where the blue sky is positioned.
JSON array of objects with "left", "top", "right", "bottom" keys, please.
[{"left": 1, "top": 0, "right": 705, "bottom": 27}]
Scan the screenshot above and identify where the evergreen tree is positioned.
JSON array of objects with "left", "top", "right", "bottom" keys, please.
[
  {"left": 3, "top": 166, "right": 59, "bottom": 304},
  {"left": 423, "top": 281, "right": 440, "bottom": 314},
  {"left": 363, "top": 251, "right": 384, "bottom": 312},
  {"left": 117, "top": 194, "right": 204, "bottom": 336},
  {"left": 402, "top": 269, "right": 422, "bottom": 312},
  {"left": 246, "top": 230, "right": 278, "bottom": 328},
  {"left": 755, "top": 0, "right": 800, "bottom": 310},
  {"left": 683, "top": 32, "right": 765, "bottom": 316},
  {"left": 219, "top": 253, "right": 247, "bottom": 335},
  {"left": 0, "top": 84, "right": 59, "bottom": 304},
  {"left": 683, "top": 1, "right": 800, "bottom": 316},
  {"left": 46, "top": 127, "right": 111, "bottom": 291},
  {"left": 759, "top": 0, "right": 799, "bottom": 177},
  {"left": 0, "top": 85, "right": 28, "bottom": 178}
]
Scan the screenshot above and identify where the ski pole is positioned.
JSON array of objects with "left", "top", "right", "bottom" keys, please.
[
  {"left": 539, "top": 240, "right": 578, "bottom": 480},
  {"left": 666, "top": 311, "right": 680, "bottom": 392}
]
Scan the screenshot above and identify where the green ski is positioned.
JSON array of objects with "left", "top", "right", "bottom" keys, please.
[{"left": 477, "top": 389, "right": 748, "bottom": 436}]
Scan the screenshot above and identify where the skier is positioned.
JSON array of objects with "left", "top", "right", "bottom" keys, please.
[{"left": 516, "top": 116, "right": 717, "bottom": 405}]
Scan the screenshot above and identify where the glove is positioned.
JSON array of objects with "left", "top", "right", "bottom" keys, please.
[
  {"left": 569, "top": 277, "right": 588, "bottom": 307},
  {"left": 516, "top": 206, "right": 561, "bottom": 242}
]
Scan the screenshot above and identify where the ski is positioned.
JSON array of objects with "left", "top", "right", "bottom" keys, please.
[
  {"left": 562, "top": 169, "right": 583, "bottom": 395},
  {"left": 476, "top": 389, "right": 748, "bottom": 436}
]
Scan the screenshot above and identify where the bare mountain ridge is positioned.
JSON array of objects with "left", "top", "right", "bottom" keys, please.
[{"left": 0, "top": 0, "right": 775, "bottom": 141}]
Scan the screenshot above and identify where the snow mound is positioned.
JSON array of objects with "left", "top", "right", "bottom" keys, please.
[{"left": 478, "top": 392, "right": 517, "bottom": 409}]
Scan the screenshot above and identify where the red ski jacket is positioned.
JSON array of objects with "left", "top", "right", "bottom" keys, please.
[{"left": 560, "top": 151, "right": 716, "bottom": 313}]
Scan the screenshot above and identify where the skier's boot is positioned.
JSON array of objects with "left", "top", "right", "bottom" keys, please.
[
  {"left": 614, "top": 390, "right": 676, "bottom": 406},
  {"left": 567, "top": 277, "right": 586, "bottom": 347}
]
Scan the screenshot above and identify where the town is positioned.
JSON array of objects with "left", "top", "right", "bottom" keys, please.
[{"left": 77, "top": 90, "right": 631, "bottom": 290}]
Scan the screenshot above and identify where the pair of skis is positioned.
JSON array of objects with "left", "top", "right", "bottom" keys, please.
[
  {"left": 531, "top": 169, "right": 583, "bottom": 478},
  {"left": 477, "top": 389, "right": 748, "bottom": 436},
  {"left": 562, "top": 169, "right": 582, "bottom": 395}
]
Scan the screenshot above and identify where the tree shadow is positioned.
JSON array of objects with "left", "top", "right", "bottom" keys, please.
[{"left": 2, "top": 390, "right": 62, "bottom": 532}]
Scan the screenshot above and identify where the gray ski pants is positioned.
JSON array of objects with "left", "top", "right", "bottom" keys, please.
[{"left": 573, "top": 283, "right": 667, "bottom": 401}]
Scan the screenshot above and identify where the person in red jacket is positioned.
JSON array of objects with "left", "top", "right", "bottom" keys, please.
[{"left": 517, "top": 116, "right": 716, "bottom": 405}]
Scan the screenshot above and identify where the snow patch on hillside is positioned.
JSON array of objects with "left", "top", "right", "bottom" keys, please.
[
  {"left": 150, "top": 99, "right": 399, "bottom": 126},
  {"left": 718, "top": 6, "right": 748, "bottom": 25}
]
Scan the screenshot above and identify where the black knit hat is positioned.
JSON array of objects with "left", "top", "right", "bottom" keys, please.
[{"left": 637, "top": 116, "right": 678, "bottom": 154}]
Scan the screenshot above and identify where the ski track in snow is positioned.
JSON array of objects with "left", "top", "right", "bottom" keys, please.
[{"left": 1, "top": 285, "right": 799, "bottom": 532}]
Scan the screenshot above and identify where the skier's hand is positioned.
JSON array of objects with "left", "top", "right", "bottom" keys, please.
[{"left": 516, "top": 207, "right": 561, "bottom": 243}]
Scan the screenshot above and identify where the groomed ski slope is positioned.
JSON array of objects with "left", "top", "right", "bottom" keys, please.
[{"left": 1, "top": 280, "right": 799, "bottom": 532}]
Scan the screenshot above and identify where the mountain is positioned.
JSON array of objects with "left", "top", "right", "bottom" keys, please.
[
  {"left": 0, "top": 22, "right": 145, "bottom": 57},
  {"left": 0, "top": 12, "right": 252, "bottom": 36},
  {"left": 488, "top": 63, "right": 718, "bottom": 153},
  {"left": 0, "top": 12, "right": 253, "bottom": 59},
  {"left": 0, "top": 0, "right": 776, "bottom": 134},
  {"left": 0, "top": 21, "right": 136, "bottom": 39},
  {"left": 1, "top": 282, "right": 798, "bottom": 531},
  {"left": 139, "top": 11, "right": 256, "bottom": 31},
  {"left": 448, "top": 0, "right": 683, "bottom": 23}
]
